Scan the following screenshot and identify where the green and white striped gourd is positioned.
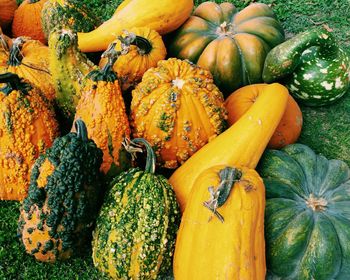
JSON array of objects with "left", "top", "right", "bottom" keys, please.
[
  {"left": 92, "top": 138, "right": 180, "bottom": 279},
  {"left": 263, "top": 28, "right": 350, "bottom": 106}
]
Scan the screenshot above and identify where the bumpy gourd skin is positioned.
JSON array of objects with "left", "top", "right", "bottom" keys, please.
[
  {"left": 18, "top": 123, "right": 103, "bottom": 262},
  {"left": 0, "top": 74, "right": 58, "bottom": 201},
  {"left": 131, "top": 58, "right": 227, "bottom": 168}
]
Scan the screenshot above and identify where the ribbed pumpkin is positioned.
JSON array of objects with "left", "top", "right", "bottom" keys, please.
[
  {"left": 12, "top": 0, "right": 47, "bottom": 44},
  {"left": 169, "top": 83, "right": 289, "bottom": 211},
  {"left": 18, "top": 120, "right": 103, "bottom": 262},
  {"left": 263, "top": 28, "right": 350, "bottom": 106},
  {"left": 0, "top": 73, "right": 58, "bottom": 201},
  {"left": 49, "top": 29, "right": 96, "bottom": 122},
  {"left": 0, "top": 37, "right": 55, "bottom": 101},
  {"left": 225, "top": 84, "right": 303, "bottom": 149},
  {"left": 72, "top": 44, "right": 131, "bottom": 178},
  {"left": 258, "top": 144, "right": 350, "bottom": 279},
  {"left": 41, "top": 0, "right": 100, "bottom": 40},
  {"left": 174, "top": 165, "right": 266, "bottom": 279},
  {"left": 99, "top": 27, "right": 167, "bottom": 91},
  {"left": 168, "top": 2, "right": 285, "bottom": 95},
  {"left": 131, "top": 58, "right": 227, "bottom": 169},
  {"left": 0, "top": 0, "right": 17, "bottom": 29},
  {"left": 92, "top": 138, "right": 180, "bottom": 279}
]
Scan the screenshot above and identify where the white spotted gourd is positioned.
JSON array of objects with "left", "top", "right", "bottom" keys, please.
[{"left": 263, "top": 28, "right": 350, "bottom": 106}]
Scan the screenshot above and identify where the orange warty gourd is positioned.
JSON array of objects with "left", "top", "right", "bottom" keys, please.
[
  {"left": 169, "top": 83, "right": 289, "bottom": 211},
  {"left": 99, "top": 27, "right": 167, "bottom": 91},
  {"left": 225, "top": 84, "right": 303, "bottom": 149},
  {"left": 0, "top": 73, "right": 59, "bottom": 201},
  {"left": 12, "top": 0, "right": 47, "bottom": 44},
  {"left": 0, "top": 37, "right": 55, "bottom": 101},
  {"left": 173, "top": 165, "right": 266, "bottom": 279},
  {"left": 73, "top": 44, "right": 131, "bottom": 178},
  {"left": 77, "top": 0, "right": 194, "bottom": 52},
  {"left": 0, "top": 0, "right": 17, "bottom": 29},
  {"left": 130, "top": 58, "right": 227, "bottom": 169}
]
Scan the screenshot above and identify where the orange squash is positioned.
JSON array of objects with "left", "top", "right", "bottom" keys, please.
[
  {"left": 73, "top": 44, "right": 131, "bottom": 177},
  {"left": 174, "top": 165, "right": 266, "bottom": 279},
  {"left": 0, "top": 73, "right": 59, "bottom": 201},
  {"left": 225, "top": 84, "right": 303, "bottom": 149},
  {"left": 77, "top": 0, "right": 194, "bottom": 52},
  {"left": 0, "top": 0, "right": 17, "bottom": 29},
  {"left": 12, "top": 0, "right": 47, "bottom": 44},
  {"left": 169, "top": 83, "right": 289, "bottom": 211},
  {"left": 131, "top": 58, "right": 227, "bottom": 169},
  {"left": 99, "top": 27, "right": 167, "bottom": 91},
  {"left": 0, "top": 37, "right": 55, "bottom": 101}
]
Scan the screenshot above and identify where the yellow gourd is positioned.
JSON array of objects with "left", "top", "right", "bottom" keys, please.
[{"left": 169, "top": 83, "right": 289, "bottom": 211}]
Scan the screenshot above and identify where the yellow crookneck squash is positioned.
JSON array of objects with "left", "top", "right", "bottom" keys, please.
[
  {"left": 72, "top": 44, "right": 131, "bottom": 178},
  {"left": 169, "top": 83, "right": 289, "bottom": 211},
  {"left": 77, "top": 0, "right": 194, "bottom": 52},
  {"left": 99, "top": 27, "right": 167, "bottom": 91},
  {"left": 174, "top": 165, "right": 266, "bottom": 279}
]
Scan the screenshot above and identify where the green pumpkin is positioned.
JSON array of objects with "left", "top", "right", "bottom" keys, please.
[
  {"left": 18, "top": 120, "right": 103, "bottom": 262},
  {"left": 92, "top": 138, "right": 180, "bottom": 279},
  {"left": 258, "top": 143, "right": 350, "bottom": 280},
  {"left": 167, "top": 2, "right": 285, "bottom": 96},
  {"left": 263, "top": 28, "right": 350, "bottom": 106},
  {"left": 41, "top": 0, "right": 100, "bottom": 40}
]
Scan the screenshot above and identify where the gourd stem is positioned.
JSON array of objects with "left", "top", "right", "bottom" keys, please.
[
  {"left": 75, "top": 119, "right": 88, "bottom": 142},
  {"left": 101, "top": 42, "right": 119, "bottom": 76},
  {"left": 8, "top": 37, "right": 27, "bottom": 66},
  {"left": 28, "top": 0, "right": 40, "bottom": 3},
  {"left": 0, "top": 73, "right": 31, "bottom": 95},
  {"left": 131, "top": 138, "right": 156, "bottom": 174},
  {"left": 119, "top": 32, "right": 152, "bottom": 55}
]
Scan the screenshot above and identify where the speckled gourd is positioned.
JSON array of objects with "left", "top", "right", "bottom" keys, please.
[
  {"left": 18, "top": 120, "right": 103, "bottom": 262},
  {"left": 92, "top": 138, "right": 180, "bottom": 279},
  {"left": 49, "top": 29, "right": 96, "bottom": 122},
  {"left": 258, "top": 144, "right": 350, "bottom": 279},
  {"left": 263, "top": 28, "right": 350, "bottom": 106},
  {"left": 73, "top": 44, "right": 131, "bottom": 178},
  {"left": 0, "top": 73, "right": 58, "bottom": 201},
  {"left": 130, "top": 58, "right": 227, "bottom": 169}
]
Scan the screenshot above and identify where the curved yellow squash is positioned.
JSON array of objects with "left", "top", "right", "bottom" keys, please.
[
  {"left": 173, "top": 165, "right": 266, "bottom": 279},
  {"left": 78, "top": 0, "right": 194, "bottom": 52},
  {"left": 169, "top": 83, "right": 289, "bottom": 211}
]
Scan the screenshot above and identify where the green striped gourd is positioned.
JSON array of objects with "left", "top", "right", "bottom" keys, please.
[
  {"left": 258, "top": 144, "right": 350, "bottom": 279},
  {"left": 92, "top": 138, "right": 180, "bottom": 279},
  {"left": 263, "top": 28, "right": 350, "bottom": 106}
]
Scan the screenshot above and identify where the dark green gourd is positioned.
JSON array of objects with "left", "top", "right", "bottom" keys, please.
[
  {"left": 263, "top": 28, "right": 350, "bottom": 106},
  {"left": 18, "top": 119, "right": 103, "bottom": 262},
  {"left": 92, "top": 138, "right": 180, "bottom": 279},
  {"left": 258, "top": 144, "right": 350, "bottom": 280}
]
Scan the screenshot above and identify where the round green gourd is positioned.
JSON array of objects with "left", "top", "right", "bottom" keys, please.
[
  {"left": 258, "top": 143, "right": 350, "bottom": 280},
  {"left": 92, "top": 138, "right": 180, "bottom": 279},
  {"left": 263, "top": 28, "right": 350, "bottom": 106}
]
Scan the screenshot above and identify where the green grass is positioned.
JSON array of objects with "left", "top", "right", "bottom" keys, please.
[{"left": 3, "top": 0, "right": 350, "bottom": 279}]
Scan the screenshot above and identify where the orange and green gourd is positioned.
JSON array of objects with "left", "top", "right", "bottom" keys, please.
[
  {"left": 49, "top": 29, "right": 96, "bottom": 122},
  {"left": 169, "top": 83, "right": 289, "bottom": 211},
  {"left": 12, "top": 0, "right": 48, "bottom": 44},
  {"left": 225, "top": 84, "right": 303, "bottom": 149},
  {"left": 0, "top": 73, "right": 59, "bottom": 201},
  {"left": 130, "top": 58, "right": 227, "bottom": 169},
  {"left": 174, "top": 165, "right": 266, "bottom": 279},
  {"left": 41, "top": 0, "right": 100, "bottom": 40},
  {"left": 73, "top": 44, "right": 131, "bottom": 178},
  {"left": 168, "top": 2, "right": 285, "bottom": 95},
  {"left": 18, "top": 119, "right": 103, "bottom": 262},
  {"left": 0, "top": 37, "right": 55, "bottom": 101},
  {"left": 99, "top": 27, "right": 167, "bottom": 91},
  {"left": 92, "top": 138, "right": 180, "bottom": 279}
]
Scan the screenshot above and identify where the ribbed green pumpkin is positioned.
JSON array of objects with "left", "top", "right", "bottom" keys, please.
[
  {"left": 263, "top": 28, "right": 350, "bottom": 106},
  {"left": 258, "top": 144, "right": 350, "bottom": 280},
  {"left": 92, "top": 138, "right": 180, "bottom": 279}
]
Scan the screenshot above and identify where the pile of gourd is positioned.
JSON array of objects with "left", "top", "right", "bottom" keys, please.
[{"left": 1, "top": 0, "right": 350, "bottom": 279}]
